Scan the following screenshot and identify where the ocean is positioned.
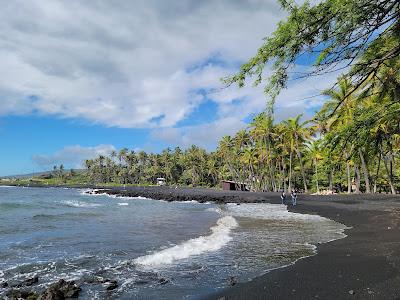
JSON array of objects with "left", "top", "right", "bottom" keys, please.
[{"left": 0, "top": 186, "right": 347, "bottom": 299}]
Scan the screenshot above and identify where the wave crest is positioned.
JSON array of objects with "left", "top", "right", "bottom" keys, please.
[{"left": 134, "top": 216, "right": 238, "bottom": 267}]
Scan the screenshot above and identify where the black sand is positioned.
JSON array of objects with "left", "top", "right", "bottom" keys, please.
[
  {"left": 94, "top": 186, "right": 400, "bottom": 300},
  {"left": 5, "top": 184, "right": 400, "bottom": 299}
]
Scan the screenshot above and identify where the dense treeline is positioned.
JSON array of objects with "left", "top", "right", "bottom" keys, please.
[
  {"left": 84, "top": 84, "right": 400, "bottom": 193},
  {"left": 84, "top": 146, "right": 221, "bottom": 187},
  {"left": 84, "top": 0, "right": 399, "bottom": 193}
]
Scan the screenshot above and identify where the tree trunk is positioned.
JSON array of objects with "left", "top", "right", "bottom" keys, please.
[
  {"left": 374, "top": 154, "right": 381, "bottom": 194},
  {"left": 288, "top": 151, "right": 293, "bottom": 193},
  {"left": 315, "top": 158, "right": 319, "bottom": 194},
  {"left": 359, "top": 149, "right": 371, "bottom": 193},
  {"left": 295, "top": 141, "right": 308, "bottom": 192},
  {"left": 282, "top": 159, "right": 287, "bottom": 193},
  {"left": 346, "top": 161, "right": 351, "bottom": 193},
  {"left": 354, "top": 164, "right": 361, "bottom": 193},
  {"left": 383, "top": 155, "right": 396, "bottom": 194}
]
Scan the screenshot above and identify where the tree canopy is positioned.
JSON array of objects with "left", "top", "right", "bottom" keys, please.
[{"left": 224, "top": 0, "right": 399, "bottom": 109}]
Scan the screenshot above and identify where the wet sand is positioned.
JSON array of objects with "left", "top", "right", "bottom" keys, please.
[
  {"left": 5, "top": 184, "right": 400, "bottom": 299},
  {"left": 207, "top": 193, "right": 400, "bottom": 300},
  {"left": 96, "top": 187, "right": 400, "bottom": 299}
]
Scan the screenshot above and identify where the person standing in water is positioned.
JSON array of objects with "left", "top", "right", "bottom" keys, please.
[{"left": 280, "top": 191, "right": 286, "bottom": 204}]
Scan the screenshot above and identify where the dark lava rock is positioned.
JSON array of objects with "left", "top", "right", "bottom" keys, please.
[
  {"left": 228, "top": 276, "right": 237, "bottom": 286},
  {"left": 158, "top": 278, "right": 170, "bottom": 285},
  {"left": 38, "top": 279, "right": 81, "bottom": 299},
  {"left": 6, "top": 289, "right": 39, "bottom": 299},
  {"left": 0, "top": 280, "right": 8, "bottom": 288},
  {"left": 38, "top": 289, "right": 64, "bottom": 300},
  {"left": 15, "top": 275, "right": 39, "bottom": 287},
  {"left": 104, "top": 280, "right": 118, "bottom": 291}
]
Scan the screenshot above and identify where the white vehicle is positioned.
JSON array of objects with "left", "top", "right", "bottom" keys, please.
[{"left": 156, "top": 178, "right": 166, "bottom": 186}]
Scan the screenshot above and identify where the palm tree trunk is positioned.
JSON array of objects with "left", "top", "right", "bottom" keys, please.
[
  {"left": 354, "top": 164, "right": 361, "bottom": 193},
  {"left": 315, "top": 158, "right": 319, "bottom": 194},
  {"left": 295, "top": 145, "right": 308, "bottom": 193},
  {"left": 282, "top": 158, "right": 287, "bottom": 192},
  {"left": 346, "top": 160, "right": 351, "bottom": 194},
  {"left": 288, "top": 151, "right": 293, "bottom": 193},
  {"left": 359, "top": 149, "right": 371, "bottom": 193},
  {"left": 373, "top": 154, "right": 381, "bottom": 193},
  {"left": 383, "top": 155, "right": 396, "bottom": 194}
]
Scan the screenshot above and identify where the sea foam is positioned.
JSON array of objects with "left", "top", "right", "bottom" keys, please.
[
  {"left": 134, "top": 216, "right": 238, "bottom": 267},
  {"left": 224, "top": 203, "right": 329, "bottom": 222},
  {"left": 60, "top": 200, "right": 101, "bottom": 208}
]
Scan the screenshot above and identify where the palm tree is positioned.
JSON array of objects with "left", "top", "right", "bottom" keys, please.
[
  {"left": 282, "top": 115, "right": 310, "bottom": 192},
  {"left": 308, "top": 140, "right": 323, "bottom": 194}
]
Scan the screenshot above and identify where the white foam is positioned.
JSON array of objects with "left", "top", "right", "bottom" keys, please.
[
  {"left": 79, "top": 189, "right": 102, "bottom": 196},
  {"left": 81, "top": 189, "right": 149, "bottom": 200},
  {"left": 134, "top": 216, "right": 238, "bottom": 267},
  {"left": 60, "top": 200, "right": 101, "bottom": 208},
  {"left": 117, "top": 195, "right": 148, "bottom": 200},
  {"left": 224, "top": 203, "right": 329, "bottom": 222},
  {"left": 118, "top": 203, "right": 129, "bottom": 206}
]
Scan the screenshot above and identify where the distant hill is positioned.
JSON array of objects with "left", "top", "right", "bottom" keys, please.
[{"left": 0, "top": 169, "right": 85, "bottom": 179}]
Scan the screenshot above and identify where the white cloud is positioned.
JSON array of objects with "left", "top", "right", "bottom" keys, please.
[
  {"left": 0, "top": 0, "right": 284, "bottom": 128},
  {"left": 0, "top": 1, "right": 344, "bottom": 150},
  {"left": 149, "top": 66, "right": 343, "bottom": 148},
  {"left": 32, "top": 144, "right": 116, "bottom": 169},
  {"left": 151, "top": 117, "right": 247, "bottom": 150}
]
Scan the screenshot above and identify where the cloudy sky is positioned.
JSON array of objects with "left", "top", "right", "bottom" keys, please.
[{"left": 0, "top": 0, "right": 340, "bottom": 175}]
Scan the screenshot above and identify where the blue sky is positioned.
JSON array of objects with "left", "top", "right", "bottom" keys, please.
[{"left": 0, "top": 1, "right": 339, "bottom": 176}]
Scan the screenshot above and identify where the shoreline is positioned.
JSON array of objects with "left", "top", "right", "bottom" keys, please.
[
  {"left": 206, "top": 193, "right": 400, "bottom": 300},
  {"left": 82, "top": 186, "right": 400, "bottom": 299},
  {"left": 3, "top": 184, "right": 400, "bottom": 299}
]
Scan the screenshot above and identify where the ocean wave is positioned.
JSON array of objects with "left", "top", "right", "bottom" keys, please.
[
  {"left": 224, "top": 203, "right": 331, "bottom": 222},
  {"left": 81, "top": 189, "right": 149, "bottom": 201},
  {"left": 79, "top": 189, "right": 105, "bottom": 196},
  {"left": 32, "top": 212, "right": 101, "bottom": 220},
  {"left": 118, "top": 203, "right": 129, "bottom": 206},
  {"left": 60, "top": 200, "right": 102, "bottom": 208},
  {"left": 134, "top": 216, "right": 238, "bottom": 267},
  {"left": 0, "top": 202, "right": 33, "bottom": 210}
]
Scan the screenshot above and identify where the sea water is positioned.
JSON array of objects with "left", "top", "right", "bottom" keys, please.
[{"left": 0, "top": 186, "right": 347, "bottom": 299}]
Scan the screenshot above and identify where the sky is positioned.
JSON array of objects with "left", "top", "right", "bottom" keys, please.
[{"left": 0, "top": 0, "right": 342, "bottom": 176}]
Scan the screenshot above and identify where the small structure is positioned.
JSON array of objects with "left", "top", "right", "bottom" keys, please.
[
  {"left": 156, "top": 177, "right": 166, "bottom": 186},
  {"left": 221, "top": 180, "right": 247, "bottom": 191}
]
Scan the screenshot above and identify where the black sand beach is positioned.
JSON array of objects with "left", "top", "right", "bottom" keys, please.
[
  {"left": 93, "top": 186, "right": 400, "bottom": 300},
  {"left": 4, "top": 184, "right": 400, "bottom": 299}
]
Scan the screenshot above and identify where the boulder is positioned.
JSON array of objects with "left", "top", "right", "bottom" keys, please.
[
  {"left": 104, "top": 280, "right": 118, "bottom": 291},
  {"left": 15, "top": 275, "right": 39, "bottom": 287},
  {"left": 158, "top": 278, "right": 169, "bottom": 285},
  {"left": 38, "top": 279, "right": 81, "bottom": 299},
  {"left": 228, "top": 276, "right": 237, "bottom": 286},
  {"left": 6, "top": 289, "right": 39, "bottom": 299}
]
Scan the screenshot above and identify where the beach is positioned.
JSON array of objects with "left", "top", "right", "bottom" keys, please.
[
  {"left": 208, "top": 193, "right": 400, "bottom": 300},
  {"left": 93, "top": 187, "right": 400, "bottom": 299},
  {"left": 1, "top": 185, "right": 400, "bottom": 299}
]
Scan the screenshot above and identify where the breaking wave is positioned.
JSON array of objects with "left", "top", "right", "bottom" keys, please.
[{"left": 134, "top": 216, "right": 238, "bottom": 267}]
